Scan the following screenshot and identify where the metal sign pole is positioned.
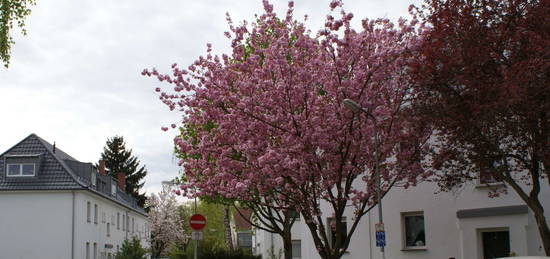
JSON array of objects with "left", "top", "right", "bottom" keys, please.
[
  {"left": 374, "top": 131, "right": 386, "bottom": 259},
  {"left": 190, "top": 198, "right": 206, "bottom": 259},
  {"left": 194, "top": 238, "right": 198, "bottom": 259},
  {"left": 194, "top": 197, "right": 198, "bottom": 259}
]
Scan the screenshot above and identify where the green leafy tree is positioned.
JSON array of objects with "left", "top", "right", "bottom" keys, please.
[
  {"left": 1, "top": 0, "right": 36, "bottom": 67},
  {"left": 170, "top": 199, "right": 233, "bottom": 258},
  {"left": 183, "top": 199, "right": 228, "bottom": 249},
  {"left": 100, "top": 136, "right": 148, "bottom": 207},
  {"left": 115, "top": 236, "right": 148, "bottom": 259}
]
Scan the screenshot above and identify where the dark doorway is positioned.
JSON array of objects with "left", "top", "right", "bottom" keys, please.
[{"left": 482, "top": 230, "right": 510, "bottom": 259}]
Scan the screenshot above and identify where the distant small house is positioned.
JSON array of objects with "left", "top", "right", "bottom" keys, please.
[
  {"left": 0, "top": 134, "right": 150, "bottom": 259},
  {"left": 233, "top": 208, "right": 253, "bottom": 252}
]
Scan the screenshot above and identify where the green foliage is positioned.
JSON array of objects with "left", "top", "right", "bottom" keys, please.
[
  {"left": 0, "top": 0, "right": 35, "bottom": 67},
  {"left": 177, "top": 199, "right": 229, "bottom": 250},
  {"left": 167, "top": 244, "right": 187, "bottom": 259},
  {"left": 173, "top": 199, "right": 249, "bottom": 259},
  {"left": 100, "top": 135, "right": 148, "bottom": 208},
  {"left": 115, "top": 237, "right": 148, "bottom": 259},
  {"left": 200, "top": 247, "right": 261, "bottom": 259},
  {"left": 169, "top": 241, "right": 260, "bottom": 259},
  {"left": 265, "top": 248, "right": 283, "bottom": 259}
]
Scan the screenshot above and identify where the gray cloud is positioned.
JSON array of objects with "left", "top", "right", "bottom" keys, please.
[{"left": 0, "top": 0, "right": 420, "bottom": 196}]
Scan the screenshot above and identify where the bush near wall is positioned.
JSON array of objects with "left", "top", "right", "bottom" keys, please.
[
  {"left": 168, "top": 242, "right": 260, "bottom": 259},
  {"left": 116, "top": 237, "right": 148, "bottom": 259}
]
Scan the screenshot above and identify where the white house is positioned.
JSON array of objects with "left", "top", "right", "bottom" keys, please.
[
  {"left": 254, "top": 171, "right": 550, "bottom": 259},
  {"left": 0, "top": 134, "right": 150, "bottom": 259}
]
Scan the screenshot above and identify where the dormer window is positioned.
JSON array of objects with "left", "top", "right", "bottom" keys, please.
[
  {"left": 111, "top": 182, "right": 116, "bottom": 196},
  {"left": 91, "top": 172, "right": 97, "bottom": 187},
  {"left": 6, "top": 163, "right": 35, "bottom": 177}
]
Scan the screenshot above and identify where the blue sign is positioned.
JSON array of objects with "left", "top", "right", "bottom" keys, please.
[{"left": 376, "top": 231, "right": 386, "bottom": 247}]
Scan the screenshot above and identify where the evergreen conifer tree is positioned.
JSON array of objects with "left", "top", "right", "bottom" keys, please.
[{"left": 100, "top": 136, "right": 147, "bottom": 207}]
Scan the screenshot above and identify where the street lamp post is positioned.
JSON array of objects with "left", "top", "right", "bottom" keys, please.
[{"left": 343, "top": 98, "right": 386, "bottom": 259}]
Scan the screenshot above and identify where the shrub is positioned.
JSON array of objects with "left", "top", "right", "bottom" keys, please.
[
  {"left": 115, "top": 236, "right": 148, "bottom": 259},
  {"left": 199, "top": 248, "right": 261, "bottom": 259}
]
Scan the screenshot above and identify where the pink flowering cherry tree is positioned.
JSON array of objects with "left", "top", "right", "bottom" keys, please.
[
  {"left": 178, "top": 123, "right": 300, "bottom": 259},
  {"left": 146, "top": 1, "right": 430, "bottom": 258}
]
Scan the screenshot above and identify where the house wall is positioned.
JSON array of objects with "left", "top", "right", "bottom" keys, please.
[
  {"left": 74, "top": 191, "right": 150, "bottom": 259},
  {"left": 254, "top": 181, "right": 550, "bottom": 259},
  {"left": 0, "top": 191, "right": 73, "bottom": 259},
  {"left": 0, "top": 190, "right": 150, "bottom": 259}
]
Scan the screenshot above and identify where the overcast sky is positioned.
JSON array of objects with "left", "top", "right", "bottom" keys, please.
[{"left": 0, "top": 0, "right": 419, "bottom": 196}]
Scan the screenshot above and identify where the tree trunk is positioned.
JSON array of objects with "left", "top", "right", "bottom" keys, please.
[
  {"left": 318, "top": 252, "right": 341, "bottom": 259},
  {"left": 529, "top": 199, "right": 550, "bottom": 255},
  {"left": 223, "top": 206, "right": 234, "bottom": 251},
  {"left": 282, "top": 230, "right": 293, "bottom": 259}
]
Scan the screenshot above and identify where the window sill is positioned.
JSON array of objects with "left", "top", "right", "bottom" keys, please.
[
  {"left": 401, "top": 247, "right": 427, "bottom": 251},
  {"left": 475, "top": 182, "right": 506, "bottom": 189}
]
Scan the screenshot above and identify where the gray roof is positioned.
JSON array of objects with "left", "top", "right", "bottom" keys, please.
[{"left": 0, "top": 134, "right": 146, "bottom": 216}]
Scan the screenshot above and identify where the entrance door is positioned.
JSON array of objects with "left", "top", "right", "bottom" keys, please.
[{"left": 481, "top": 230, "right": 510, "bottom": 259}]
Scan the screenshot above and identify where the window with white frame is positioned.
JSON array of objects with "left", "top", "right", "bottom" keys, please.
[
  {"left": 402, "top": 212, "right": 426, "bottom": 248},
  {"left": 132, "top": 217, "right": 134, "bottom": 233},
  {"left": 86, "top": 242, "right": 90, "bottom": 259},
  {"left": 107, "top": 223, "right": 110, "bottom": 237},
  {"left": 122, "top": 215, "right": 125, "bottom": 231},
  {"left": 94, "top": 204, "right": 98, "bottom": 224},
  {"left": 289, "top": 209, "right": 300, "bottom": 221},
  {"left": 292, "top": 240, "right": 301, "bottom": 259},
  {"left": 146, "top": 223, "right": 149, "bottom": 237},
  {"left": 327, "top": 217, "right": 347, "bottom": 249},
  {"left": 117, "top": 213, "right": 120, "bottom": 230},
  {"left": 102, "top": 212, "right": 106, "bottom": 223},
  {"left": 93, "top": 242, "right": 97, "bottom": 259},
  {"left": 236, "top": 231, "right": 252, "bottom": 250},
  {"left": 478, "top": 160, "right": 503, "bottom": 185},
  {"left": 6, "top": 163, "right": 35, "bottom": 176},
  {"left": 87, "top": 202, "right": 91, "bottom": 222}
]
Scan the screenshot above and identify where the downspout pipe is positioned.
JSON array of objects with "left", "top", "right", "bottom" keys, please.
[
  {"left": 126, "top": 211, "right": 129, "bottom": 240},
  {"left": 71, "top": 191, "right": 76, "bottom": 259},
  {"left": 270, "top": 232, "right": 274, "bottom": 256}
]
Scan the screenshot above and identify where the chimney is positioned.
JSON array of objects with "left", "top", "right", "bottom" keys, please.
[
  {"left": 117, "top": 172, "right": 126, "bottom": 192},
  {"left": 52, "top": 142, "right": 56, "bottom": 153},
  {"left": 98, "top": 160, "right": 106, "bottom": 176}
]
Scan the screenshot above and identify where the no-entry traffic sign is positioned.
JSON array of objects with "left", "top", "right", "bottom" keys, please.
[{"left": 189, "top": 214, "right": 206, "bottom": 231}]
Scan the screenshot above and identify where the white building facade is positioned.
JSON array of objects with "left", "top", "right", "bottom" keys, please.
[
  {"left": 254, "top": 176, "right": 549, "bottom": 259},
  {"left": 0, "top": 134, "right": 150, "bottom": 259}
]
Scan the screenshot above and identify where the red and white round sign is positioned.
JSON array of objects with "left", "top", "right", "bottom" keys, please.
[{"left": 189, "top": 214, "right": 206, "bottom": 231}]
